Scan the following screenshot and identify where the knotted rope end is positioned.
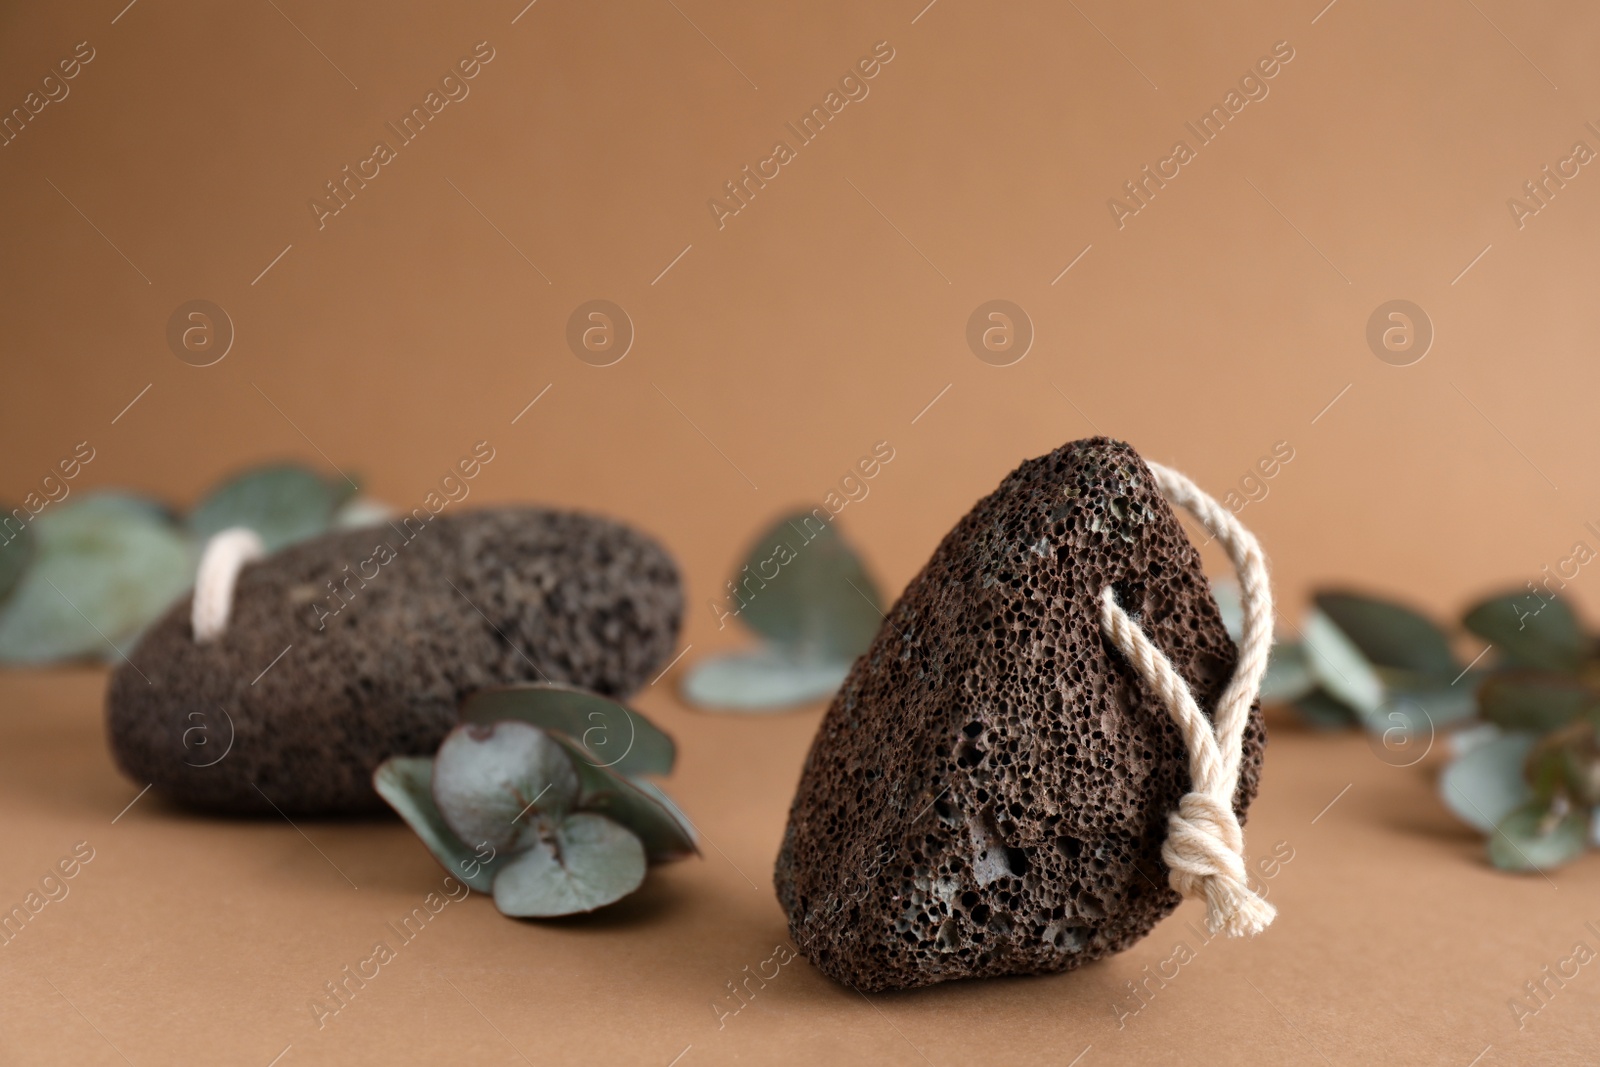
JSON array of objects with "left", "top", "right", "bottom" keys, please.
[{"left": 1204, "top": 880, "right": 1277, "bottom": 938}]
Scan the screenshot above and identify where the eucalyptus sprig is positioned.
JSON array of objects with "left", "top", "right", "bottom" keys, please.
[
  {"left": 0, "top": 464, "right": 380, "bottom": 664},
  {"left": 1248, "top": 583, "right": 1600, "bottom": 874},
  {"left": 374, "top": 683, "right": 697, "bottom": 917}
]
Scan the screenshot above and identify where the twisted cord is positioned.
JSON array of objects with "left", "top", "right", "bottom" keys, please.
[
  {"left": 191, "top": 527, "right": 264, "bottom": 643},
  {"left": 1098, "top": 461, "right": 1276, "bottom": 937}
]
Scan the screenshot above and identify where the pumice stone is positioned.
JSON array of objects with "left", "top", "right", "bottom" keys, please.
[
  {"left": 774, "top": 438, "right": 1267, "bottom": 992},
  {"left": 107, "top": 508, "right": 683, "bottom": 816}
]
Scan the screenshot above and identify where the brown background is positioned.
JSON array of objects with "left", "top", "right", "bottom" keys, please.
[{"left": 3, "top": 0, "right": 1600, "bottom": 1063}]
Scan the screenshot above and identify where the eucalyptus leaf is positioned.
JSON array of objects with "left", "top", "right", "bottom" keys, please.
[
  {"left": 0, "top": 514, "right": 35, "bottom": 604},
  {"left": 546, "top": 733, "right": 697, "bottom": 862},
  {"left": 373, "top": 757, "right": 499, "bottom": 892},
  {"left": 1478, "top": 672, "right": 1596, "bottom": 733},
  {"left": 681, "top": 646, "right": 852, "bottom": 711},
  {"left": 431, "top": 722, "right": 580, "bottom": 854},
  {"left": 491, "top": 813, "right": 647, "bottom": 917},
  {"left": 1440, "top": 732, "right": 1536, "bottom": 833},
  {"left": 50, "top": 492, "right": 171, "bottom": 526},
  {"left": 1289, "top": 689, "right": 1361, "bottom": 730},
  {"left": 1260, "top": 642, "right": 1315, "bottom": 705},
  {"left": 461, "top": 683, "right": 675, "bottom": 776},
  {"left": 1487, "top": 801, "right": 1589, "bottom": 872},
  {"left": 1463, "top": 591, "right": 1587, "bottom": 674},
  {"left": 0, "top": 494, "right": 194, "bottom": 663},
  {"left": 733, "top": 510, "right": 881, "bottom": 660},
  {"left": 1211, "top": 580, "right": 1243, "bottom": 641},
  {"left": 188, "top": 463, "right": 356, "bottom": 552},
  {"left": 1380, "top": 682, "right": 1477, "bottom": 729},
  {"left": 1300, "top": 609, "right": 1386, "bottom": 718},
  {"left": 1313, "top": 590, "right": 1457, "bottom": 677}
]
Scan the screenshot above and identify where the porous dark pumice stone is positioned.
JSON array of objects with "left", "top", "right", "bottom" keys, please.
[
  {"left": 107, "top": 509, "right": 682, "bottom": 816},
  {"left": 774, "top": 438, "right": 1265, "bottom": 992}
]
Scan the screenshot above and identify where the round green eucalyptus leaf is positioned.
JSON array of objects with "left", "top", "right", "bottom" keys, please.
[
  {"left": 431, "top": 722, "right": 580, "bottom": 855},
  {"left": 681, "top": 646, "right": 852, "bottom": 712},
  {"left": 491, "top": 813, "right": 646, "bottom": 917},
  {"left": 544, "top": 733, "right": 698, "bottom": 862},
  {"left": 460, "top": 683, "right": 675, "bottom": 776},
  {"left": 0, "top": 494, "right": 194, "bottom": 664},
  {"left": 1479, "top": 672, "right": 1596, "bottom": 733},
  {"left": 1488, "top": 801, "right": 1589, "bottom": 873},
  {"left": 1463, "top": 591, "right": 1587, "bottom": 674},
  {"left": 1260, "top": 642, "right": 1315, "bottom": 705},
  {"left": 1289, "top": 688, "right": 1361, "bottom": 730},
  {"left": 188, "top": 463, "right": 355, "bottom": 552},
  {"left": 1300, "top": 609, "right": 1385, "bottom": 718},
  {"left": 1313, "top": 590, "right": 1457, "bottom": 677},
  {"left": 732, "top": 510, "right": 881, "bottom": 660},
  {"left": 1440, "top": 732, "right": 1537, "bottom": 833},
  {"left": 373, "top": 757, "right": 498, "bottom": 893},
  {"left": 0, "top": 513, "right": 35, "bottom": 604}
]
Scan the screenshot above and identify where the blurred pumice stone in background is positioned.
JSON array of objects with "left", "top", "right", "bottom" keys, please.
[
  {"left": 774, "top": 438, "right": 1264, "bottom": 991},
  {"left": 107, "top": 509, "right": 682, "bottom": 815}
]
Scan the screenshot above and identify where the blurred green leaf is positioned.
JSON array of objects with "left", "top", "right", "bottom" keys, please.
[
  {"left": 1313, "top": 590, "right": 1457, "bottom": 678},
  {"left": 188, "top": 464, "right": 355, "bottom": 552},
  {"left": 681, "top": 646, "right": 852, "bottom": 712},
  {"left": 373, "top": 756, "right": 500, "bottom": 893},
  {"left": 1440, "top": 732, "right": 1536, "bottom": 833},
  {"left": 1479, "top": 672, "right": 1595, "bottom": 733},
  {"left": 460, "top": 683, "right": 675, "bottom": 777},
  {"left": 0, "top": 494, "right": 194, "bottom": 663},
  {"left": 431, "top": 722, "right": 580, "bottom": 855},
  {"left": 1289, "top": 689, "right": 1361, "bottom": 730},
  {"left": 1381, "top": 681, "right": 1478, "bottom": 729},
  {"left": 491, "top": 812, "right": 646, "bottom": 917},
  {"left": 546, "top": 733, "right": 697, "bottom": 862},
  {"left": 1260, "top": 642, "right": 1315, "bottom": 705},
  {"left": 1526, "top": 726, "right": 1600, "bottom": 807},
  {"left": 1301, "top": 609, "right": 1385, "bottom": 718},
  {"left": 734, "top": 510, "right": 881, "bottom": 660},
  {"left": 1463, "top": 591, "right": 1587, "bottom": 674},
  {"left": 0, "top": 513, "right": 35, "bottom": 604},
  {"left": 1488, "top": 801, "right": 1589, "bottom": 872},
  {"left": 1211, "top": 580, "right": 1243, "bottom": 641}
]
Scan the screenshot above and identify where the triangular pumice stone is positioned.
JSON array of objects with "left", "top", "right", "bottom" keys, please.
[{"left": 775, "top": 438, "right": 1264, "bottom": 991}]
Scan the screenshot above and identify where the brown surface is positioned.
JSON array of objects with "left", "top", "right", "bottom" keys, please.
[{"left": 4, "top": 0, "right": 1600, "bottom": 1061}]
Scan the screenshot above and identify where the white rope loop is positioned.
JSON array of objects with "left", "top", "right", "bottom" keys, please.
[
  {"left": 191, "top": 527, "right": 265, "bottom": 643},
  {"left": 1098, "top": 460, "right": 1276, "bottom": 937}
]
